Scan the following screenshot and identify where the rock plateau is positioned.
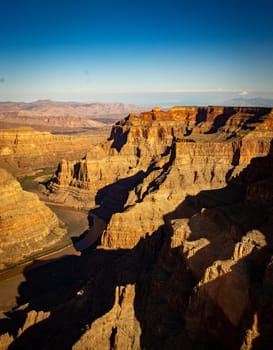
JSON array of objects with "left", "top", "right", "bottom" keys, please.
[{"left": 0, "top": 127, "right": 102, "bottom": 175}]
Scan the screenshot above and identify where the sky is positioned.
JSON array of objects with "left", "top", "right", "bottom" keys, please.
[{"left": 0, "top": 0, "right": 273, "bottom": 105}]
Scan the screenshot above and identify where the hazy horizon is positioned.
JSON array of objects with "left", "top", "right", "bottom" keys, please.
[{"left": 1, "top": 91, "right": 273, "bottom": 108}]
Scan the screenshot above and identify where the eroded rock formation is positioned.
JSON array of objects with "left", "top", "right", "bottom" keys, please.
[
  {"left": 48, "top": 107, "right": 273, "bottom": 247},
  {"left": 0, "top": 168, "right": 66, "bottom": 269},
  {"left": 1, "top": 106, "right": 273, "bottom": 349},
  {"left": 0, "top": 127, "right": 100, "bottom": 175}
]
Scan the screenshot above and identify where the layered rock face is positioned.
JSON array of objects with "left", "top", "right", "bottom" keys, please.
[
  {"left": 164, "top": 142, "right": 273, "bottom": 349},
  {"left": 2, "top": 106, "right": 273, "bottom": 349},
  {"left": 0, "top": 168, "right": 65, "bottom": 269},
  {"left": 0, "top": 127, "right": 99, "bottom": 174},
  {"left": 48, "top": 106, "right": 273, "bottom": 247}
]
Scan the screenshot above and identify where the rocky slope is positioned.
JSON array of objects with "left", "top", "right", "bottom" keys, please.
[
  {"left": 0, "top": 168, "right": 66, "bottom": 270},
  {"left": 0, "top": 127, "right": 102, "bottom": 175},
  {"left": 1, "top": 106, "right": 273, "bottom": 349}
]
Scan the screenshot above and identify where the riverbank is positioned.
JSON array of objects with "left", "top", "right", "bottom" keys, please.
[
  {"left": 0, "top": 244, "right": 80, "bottom": 312},
  {"left": 0, "top": 171, "right": 105, "bottom": 312}
]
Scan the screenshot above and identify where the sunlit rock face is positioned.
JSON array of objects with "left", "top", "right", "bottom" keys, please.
[
  {"left": 0, "top": 127, "right": 97, "bottom": 174},
  {"left": 2, "top": 106, "right": 273, "bottom": 350},
  {"left": 49, "top": 107, "right": 273, "bottom": 248},
  {"left": 0, "top": 168, "right": 65, "bottom": 269}
]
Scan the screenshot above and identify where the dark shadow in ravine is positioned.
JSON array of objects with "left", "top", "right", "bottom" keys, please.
[
  {"left": 5, "top": 231, "right": 175, "bottom": 349},
  {"left": 91, "top": 170, "right": 146, "bottom": 221},
  {"left": 108, "top": 120, "right": 129, "bottom": 152},
  {"left": 2, "top": 159, "right": 192, "bottom": 349},
  {"left": 4, "top": 248, "right": 129, "bottom": 349},
  {"left": 205, "top": 107, "right": 271, "bottom": 134},
  {"left": 183, "top": 245, "right": 273, "bottom": 349},
  {"left": 70, "top": 170, "right": 150, "bottom": 252},
  {"left": 195, "top": 107, "right": 208, "bottom": 125},
  {"left": 4, "top": 140, "right": 273, "bottom": 349},
  {"left": 72, "top": 142, "right": 176, "bottom": 252},
  {"left": 165, "top": 139, "right": 273, "bottom": 348},
  {"left": 70, "top": 170, "right": 149, "bottom": 252},
  {"left": 205, "top": 107, "right": 237, "bottom": 134}
]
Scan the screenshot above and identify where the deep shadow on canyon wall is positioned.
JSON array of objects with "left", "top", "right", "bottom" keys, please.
[{"left": 3, "top": 141, "right": 273, "bottom": 350}]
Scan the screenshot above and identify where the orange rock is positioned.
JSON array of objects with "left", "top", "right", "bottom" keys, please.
[{"left": 0, "top": 168, "right": 66, "bottom": 269}]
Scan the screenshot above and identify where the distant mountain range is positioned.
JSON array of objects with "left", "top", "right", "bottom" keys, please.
[
  {"left": 0, "top": 100, "right": 148, "bottom": 130},
  {"left": 223, "top": 97, "right": 273, "bottom": 107},
  {"left": 0, "top": 100, "right": 147, "bottom": 118},
  {"left": 0, "top": 98, "right": 272, "bottom": 132}
]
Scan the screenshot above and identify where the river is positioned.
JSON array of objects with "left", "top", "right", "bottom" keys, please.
[{"left": 0, "top": 172, "right": 106, "bottom": 313}]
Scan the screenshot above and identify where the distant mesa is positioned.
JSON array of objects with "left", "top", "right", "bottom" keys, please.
[{"left": 0, "top": 127, "right": 101, "bottom": 175}]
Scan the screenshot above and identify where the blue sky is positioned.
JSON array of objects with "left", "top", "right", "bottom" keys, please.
[{"left": 1, "top": 0, "right": 273, "bottom": 105}]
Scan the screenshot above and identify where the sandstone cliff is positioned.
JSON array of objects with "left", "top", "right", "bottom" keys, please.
[
  {"left": 0, "top": 168, "right": 66, "bottom": 270},
  {"left": 0, "top": 127, "right": 100, "bottom": 175},
  {"left": 2, "top": 106, "right": 273, "bottom": 349},
  {"left": 48, "top": 106, "right": 273, "bottom": 247}
]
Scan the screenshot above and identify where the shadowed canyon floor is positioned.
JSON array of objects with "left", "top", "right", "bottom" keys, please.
[{"left": 1, "top": 106, "right": 273, "bottom": 349}]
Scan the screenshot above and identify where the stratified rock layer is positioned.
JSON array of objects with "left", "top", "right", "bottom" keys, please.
[
  {"left": 0, "top": 168, "right": 65, "bottom": 269},
  {"left": 0, "top": 127, "right": 98, "bottom": 174},
  {"left": 2, "top": 106, "right": 273, "bottom": 350},
  {"left": 48, "top": 106, "right": 273, "bottom": 248}
]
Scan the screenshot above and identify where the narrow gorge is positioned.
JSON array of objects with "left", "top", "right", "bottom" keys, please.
[{"left": 1, "top": 106, "right": 273, "bottom": 349}]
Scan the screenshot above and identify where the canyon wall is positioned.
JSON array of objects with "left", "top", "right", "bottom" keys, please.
[
  {"left": 0, "top": 127, "right": 100, "bottom": 174},
  {"left": 2, "top": 106, "right": 273, "bottom": 349},
  {"left": 0, "top": 168, "right": 66, "bottom": 270},
  {"left": 48, "top": 107, "right": 273, "bottom": 247}
]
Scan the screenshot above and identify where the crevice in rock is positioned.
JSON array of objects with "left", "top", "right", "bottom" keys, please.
[{"left": 110, "top": 327, "right": 117, "bottom": 349}]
